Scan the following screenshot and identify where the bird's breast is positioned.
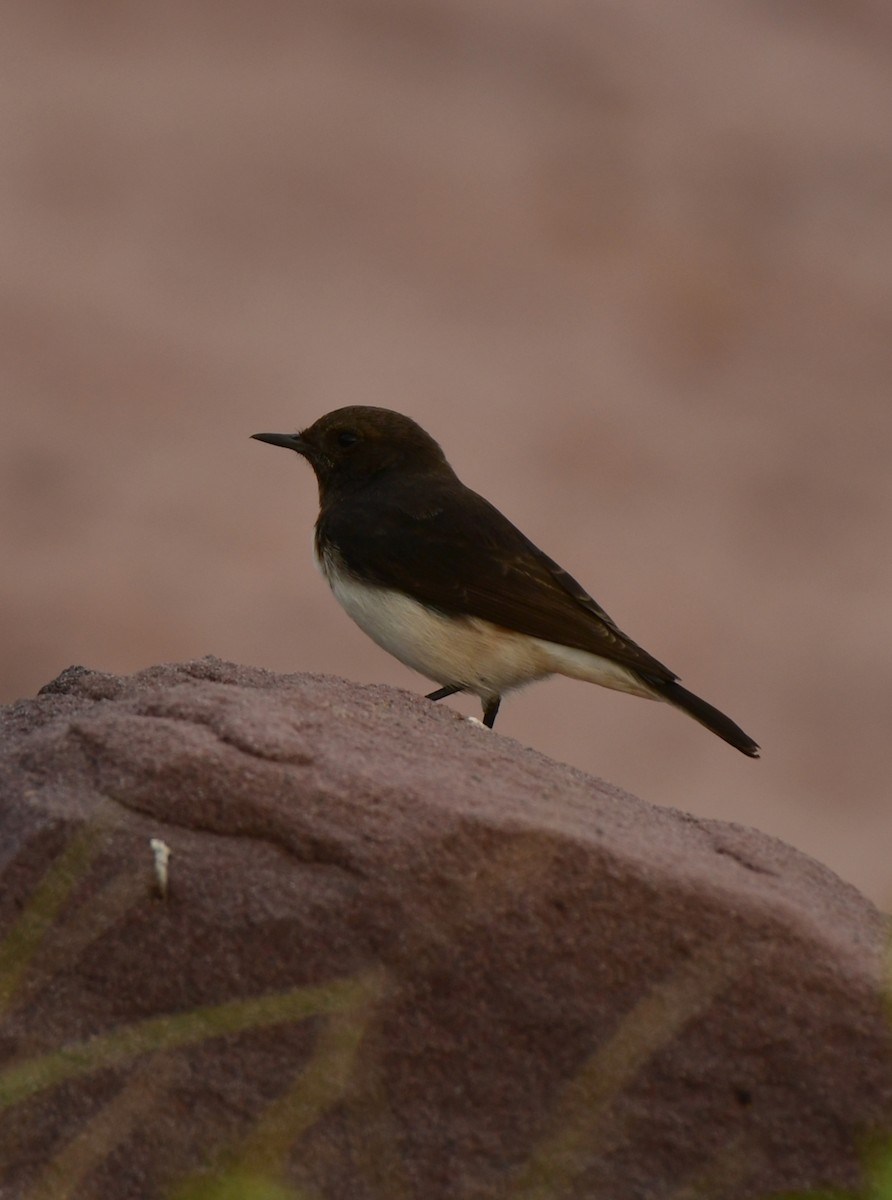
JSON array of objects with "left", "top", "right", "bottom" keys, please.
[{"left": 314, "top": 540, "right": 551, "bottom": 699}]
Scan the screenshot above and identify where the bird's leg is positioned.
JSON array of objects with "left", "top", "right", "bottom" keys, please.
[
  {"left": 482, "top": 697, "right": 501, "bottom": 729},
  {"left": 426, "top": 685, "right": 463, "bottom": 702}
]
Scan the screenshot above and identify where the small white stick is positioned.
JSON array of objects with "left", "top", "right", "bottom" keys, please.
[{"left": 150, "top": 838, "right": 171, "bottom": 898}]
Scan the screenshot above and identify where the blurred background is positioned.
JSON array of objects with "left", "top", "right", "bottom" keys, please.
[{"left": 2, "top": 0, "right": 891, "bottom": 902}]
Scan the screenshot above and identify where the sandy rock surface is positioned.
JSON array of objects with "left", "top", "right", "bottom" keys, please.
[{"left": 0, "top": 658, "right": 888, "bottom": 1198}]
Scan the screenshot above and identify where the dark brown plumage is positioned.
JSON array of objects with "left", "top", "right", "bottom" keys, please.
[{"left": 253, "top": 407, "right": 759, "bottom": 756}]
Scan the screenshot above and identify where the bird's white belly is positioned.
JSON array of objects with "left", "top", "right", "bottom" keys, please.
[
  {"left": 317, "top": 547, "right": 656, "bottom": 703},
  {"left": 325, "top": 568, "right": 547, "bottom": 699}
]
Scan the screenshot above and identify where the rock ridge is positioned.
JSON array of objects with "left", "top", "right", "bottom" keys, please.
[{"left": 0, "top": 658, "right": 888, "bottom": 1199}]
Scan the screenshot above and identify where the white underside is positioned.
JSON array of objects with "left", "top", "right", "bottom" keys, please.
[{"left": 318, "top": 549, "right": 658, "bottom": 704}]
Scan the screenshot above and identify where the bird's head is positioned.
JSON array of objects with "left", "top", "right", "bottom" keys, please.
[{"left": 252, "top": 406, "right": 452, "bottom": 496}]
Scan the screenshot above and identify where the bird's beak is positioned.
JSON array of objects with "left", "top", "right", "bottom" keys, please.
[{"left": 251, "top": 431, "right": 307, "bottom": 453}]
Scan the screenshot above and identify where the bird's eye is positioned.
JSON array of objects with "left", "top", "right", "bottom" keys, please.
[{"left": 336, "top": 429, "right": 360, "bottom": 448}]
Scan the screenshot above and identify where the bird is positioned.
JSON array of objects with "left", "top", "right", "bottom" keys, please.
[{"left": 252, "top": 407, "right": 759, "bottom": 757}]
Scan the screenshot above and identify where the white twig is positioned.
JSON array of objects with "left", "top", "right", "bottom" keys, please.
[{"left": 149, "top": 838, "right": 171, "bottom": 899}]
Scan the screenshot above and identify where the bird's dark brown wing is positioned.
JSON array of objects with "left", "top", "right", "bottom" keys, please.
[{"left": 318, "top": 477, "right": 677, "bottom": 683}]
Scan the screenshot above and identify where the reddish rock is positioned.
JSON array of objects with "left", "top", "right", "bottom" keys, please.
[{"left": 0, "top": 658, "right": 888, "bottom": 1199}]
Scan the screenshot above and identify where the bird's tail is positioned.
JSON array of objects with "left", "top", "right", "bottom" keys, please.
[{"left": 647, "top": 677, "right": 760, "bottom": 758}]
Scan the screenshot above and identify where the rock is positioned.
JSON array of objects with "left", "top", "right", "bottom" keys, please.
[{"left": 0, "top": 658, "right": 888, "bottom": 1199}]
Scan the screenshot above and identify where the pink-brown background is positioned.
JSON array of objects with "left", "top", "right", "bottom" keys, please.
[{"left": 3, "top": 1, "right": 891, "bottom": 902}]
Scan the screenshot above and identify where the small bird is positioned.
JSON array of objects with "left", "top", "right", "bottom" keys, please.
[{"left": 252, "top": 407, "right": 759, "bottom": 756}]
